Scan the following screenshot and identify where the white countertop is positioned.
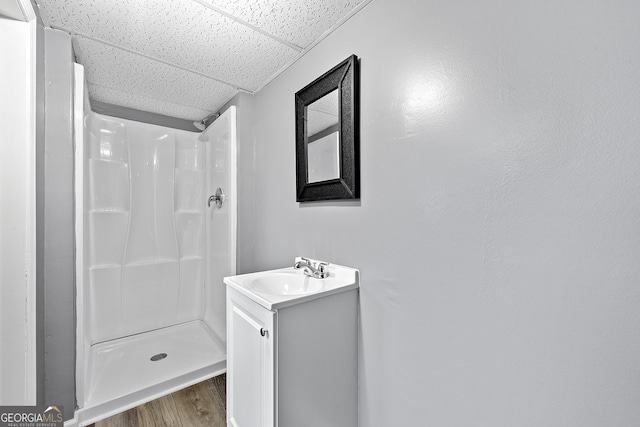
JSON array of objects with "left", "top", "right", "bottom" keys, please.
[{"left": 223, "top": 262, "right": 359, "bottom": 310}]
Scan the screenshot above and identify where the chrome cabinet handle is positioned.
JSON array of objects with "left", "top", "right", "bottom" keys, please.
[
  {"left": 260, "top": 328, "right": 268, "bottom": 337},
  {"left": 208, "top": 187, "right": 225, "bottom": 208}
]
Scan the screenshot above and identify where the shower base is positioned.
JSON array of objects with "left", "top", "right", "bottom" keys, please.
[{"left": 74, "top": 320, "right": 225, "bottom": 426}]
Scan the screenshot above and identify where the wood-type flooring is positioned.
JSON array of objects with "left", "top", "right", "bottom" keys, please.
[{"left": 88, "top": 374, "right": 226, "bottom": 427}]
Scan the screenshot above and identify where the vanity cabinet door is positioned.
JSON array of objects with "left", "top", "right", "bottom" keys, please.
[{"left": 227, "top": 290, "right": 275, "bottom": 427}]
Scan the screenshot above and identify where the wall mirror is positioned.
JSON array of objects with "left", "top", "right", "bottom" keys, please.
[{"left": 295, "top": 55, "right": 360, "bottom": 202}]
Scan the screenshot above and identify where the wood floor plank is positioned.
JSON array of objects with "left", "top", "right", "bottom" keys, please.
[
  {"left": 207, "top": 373, "right": 227, "bottom": 419},
  {"left": 93, "top": 374, "right": 226, "bottom": 427},
  {"left": 107, "top": 408, "right": 138, "bottom": 427},
  {"left": 136, "top": 393, "right": 182, "bottom": 427},
  {"left": 170, "top": 381, "right": 226, "bottom": 427},
  {"left": 87, "top": 405, "right": 138, "bottom": 427}
]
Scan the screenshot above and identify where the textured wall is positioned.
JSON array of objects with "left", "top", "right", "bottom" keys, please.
[{"left": 246, "top": 0, "right": 640, "bottom": 425}]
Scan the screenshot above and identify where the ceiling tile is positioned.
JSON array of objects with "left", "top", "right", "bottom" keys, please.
[
  {"left": 36, "top": 0, "right": 370, "bottom": 120},
  {"left": 37, "top": 0, "right": 147, "bottom": 46},
  {"left": 38, "top": 0, "right": 300, "bottom": 91},
  {"left": 74, "top": 37, "right": 237, "bottom": 119},
  {"left": 88, "top": 83, "right": 213, "bottom": 121},
  {"left": 206, "top": 0, "right": 367, "bottom": 48}
]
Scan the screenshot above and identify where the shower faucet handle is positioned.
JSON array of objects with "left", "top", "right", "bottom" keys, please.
[{"left": 208, "top": 188, "right": 225, "bottom": 208}]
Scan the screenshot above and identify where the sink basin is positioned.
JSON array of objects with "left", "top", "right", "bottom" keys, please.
[
  {"left": 246, "top": 271, "right": 325, "bottom": 295},
  {"left": 224, "top": 260, "right": 359, "bottom": 310}
]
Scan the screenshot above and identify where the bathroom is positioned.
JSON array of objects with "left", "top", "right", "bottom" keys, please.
[{"left": 2, "top": 0, "right": 640, "bottom": 426}]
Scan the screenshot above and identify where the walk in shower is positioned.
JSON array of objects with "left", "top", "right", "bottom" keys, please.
[{"left": 73, "top": 66, "right": 235, "bottom": 424}]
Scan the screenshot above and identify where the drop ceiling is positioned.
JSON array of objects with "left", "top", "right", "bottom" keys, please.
[{"left": 35, "top": 0, "right": 370, "bottom": 122}]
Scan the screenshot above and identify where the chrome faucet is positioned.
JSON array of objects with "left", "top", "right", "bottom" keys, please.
[{"left": 294, "top": 257, "right": 329, "bottom": 279}]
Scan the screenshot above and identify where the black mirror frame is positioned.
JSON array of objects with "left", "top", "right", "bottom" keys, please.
[{"left": 295, "top": 54, "right": 360, "bottom": 202}]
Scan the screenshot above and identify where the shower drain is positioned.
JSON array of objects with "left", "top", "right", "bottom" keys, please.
[{"left": 150, "top": 353, "right": 168, "bottom": 362}]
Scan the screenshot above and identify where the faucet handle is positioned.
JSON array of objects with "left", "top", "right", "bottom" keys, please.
[
  {"left": 294, "top": 256, "right": 310, "bottom": 268},
  {"left": 317, "top": 262, "right": 329, "bottom": 278}
]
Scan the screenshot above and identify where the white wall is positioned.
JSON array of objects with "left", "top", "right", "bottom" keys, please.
[
  {"left": 246, "top": 0, "right": 640, "bottom": 425},
  {"left": 0, "top": 16, "right": 37, "bottom": 405}
]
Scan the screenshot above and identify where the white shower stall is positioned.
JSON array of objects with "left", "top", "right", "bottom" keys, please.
[{"left": 73, "top": 66, "right": 235, "bottom": 424}]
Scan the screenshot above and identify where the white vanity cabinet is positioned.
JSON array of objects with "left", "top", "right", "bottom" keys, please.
[
  {"left": 225, "top": 264, "right": 359, "bottom": 427},
  {"left": 227, "top": 289, "right": 276, "bottom": 427}
]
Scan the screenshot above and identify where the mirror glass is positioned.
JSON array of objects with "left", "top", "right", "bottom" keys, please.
[
  {"left": 306, "top": 89, "right": 340, "bottom": 183},
  {"left": 295, "top": 54, "right": 359, "bottom": 202}
]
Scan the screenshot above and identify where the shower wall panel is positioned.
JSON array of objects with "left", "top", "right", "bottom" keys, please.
[
  {"left": 202, "top": 111, "right": 236, "bottom": 343},
  {"left": 175, "top": 133, "right": 205, "bottom": 325},
  {"left": 88, "top": 114, "right": 204, "bottom": 344}
]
